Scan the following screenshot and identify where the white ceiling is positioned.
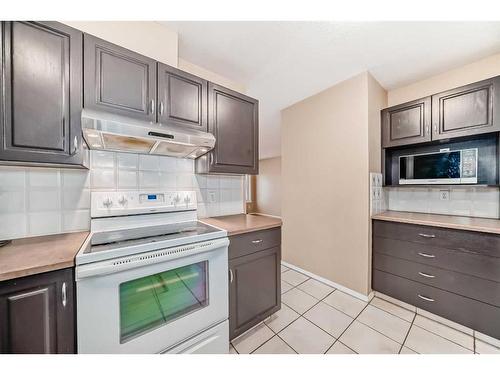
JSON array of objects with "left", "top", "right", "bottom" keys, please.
[{"left": 162, "top": 22, "right": 500, "bottom": 159}]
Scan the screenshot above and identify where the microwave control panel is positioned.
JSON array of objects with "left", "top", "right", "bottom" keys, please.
[{"left": 461, "top": 149, "right": 478, "bottom": 178}]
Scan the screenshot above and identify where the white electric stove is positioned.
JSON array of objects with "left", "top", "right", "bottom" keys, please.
[{"left": 75, "top": 190, "right": 229, "bottom": 354}]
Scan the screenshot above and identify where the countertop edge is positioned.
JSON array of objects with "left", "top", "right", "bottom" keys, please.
[
  {"left": 226, "top": 222, "right": 282, "bottom": 237},
  {"left": 0, "top": 260, "right": 75, "bottom": 283},
  {"left": 372, "top": 212, "right": 500, "bottom": 235},
  {"left": 0, "top": 231, "right": 89, "bottom": 283}
]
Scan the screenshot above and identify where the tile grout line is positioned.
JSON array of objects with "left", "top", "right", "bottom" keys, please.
[
  {"left": 332, "top": 298, "right": 374, "bottom": 354},
  {"left": 370, "top": 297, "right": 416, "bottom": 323},
  {"left": 399, "top": 310, "right": 417, "bottom": 354},
  {"left": 410, "top": 320, "right": 474, "bottom": 352}
]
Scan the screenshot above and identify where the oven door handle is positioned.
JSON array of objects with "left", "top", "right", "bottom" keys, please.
[{"left": 76, "top": 237, "right": 229, "bottom": 280}]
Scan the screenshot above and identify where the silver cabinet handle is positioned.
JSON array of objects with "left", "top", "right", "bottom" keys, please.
[
  {"left": 252, "top": 239, "right": 263, "bottom": 244},
  {"left": 418, "top": 271, "right": 435, "bottom": 279},
  {"left": 159, "top": 101, "right": 164, "bottom": 116},
  {"left": 71, "top": 136, "right": 78, "bottom": 155},
  {"left": 418, "top": 233, "right": 435, "bottom": 238},
  {"left": 425, "top": 126, "right": 429, "bottom": 134},
  {"left": 62, "top": 282, "right": 67, "bottom": 307},
  {"left": 150, "top": 99, "right": 155, "bottom": 114},
  {"left": 229, "top": 269, "right": 234, "bottom": 284},
  {"left": 417, "top": 294, "right": 435, "bottom": 302},
  {"left": 418, "top": 252, "right": 436, "bottom": 258}
]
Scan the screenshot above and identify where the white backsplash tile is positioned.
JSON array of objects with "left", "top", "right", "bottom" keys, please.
[
  {"left": 28, "top": 211, "right": 61, "bottom": 236},
  {"left": 91, "top": 169, "right": 116, "bottom": 189},
  {"left": 0, "top": 150, "right": 245, "bottom": 239},
  {"left": 62, "top": 170, "right": 90, "bottom": 188},
  {"left": 0, "top": 213, "right": 27, "bottom": 238},
  {"left": 118, "top": 170, "right": 138, "bottom": 189},
  {"left": 139, "top": 154, "right": 160, "bottom": 171},
  {"left": 159, "top": 156, "right": 177, "bottom": 172},
  {"left": 63, "top": 189, "right": 91, "bottom": 210},
  {"left": 139, "top": 171, "right": 161, "bottom": 188},
  {"left": 0, "top": 190, "right": 26, "bottom": 213},
  {"left": 29, "top": 169, "right": 60, "bottom": 187},
  {"left": 385, "top": 186, "right": 499, "bottom": 219},
  {"left": 0, "top": 169, "right": 26, "bottom": 189},
  {"left": 117, "top": 152, "right": 138, "bottom": 170},
  {"left": 28, "top": 190, "right": 60, "bottom": 212},
  {"left": 62, "top": 210, "right": 90, "bottom": 232},
  {"left": 91, "top": 150, "right": 115, "bottom": 169}
]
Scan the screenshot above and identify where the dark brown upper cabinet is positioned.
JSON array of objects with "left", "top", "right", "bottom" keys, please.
[
  {"left": 84, "top": 34, "right": 157, "bottom": 122},
  {"left": 0, "top": 268, "right": 75, "bottom": 354},
  {"left": 432, "top": 77, "right": 500, "bottom": 140},
  {"left": 0, "top": 21, "right": 84, "bottom": 166},
  {"left": 157, "top": 63, "right": 208, "bottom": 131},
  {"left": 196, "top": 83, "right": 259, "bottom": 175},
  {"left": 381, "top": 97, "right": 432, "bottom": 148}
]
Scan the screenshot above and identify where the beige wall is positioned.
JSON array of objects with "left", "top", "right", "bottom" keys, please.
[
  {"left": 368, "top": 74, "right": 388, "bottom": 173},
  {"left": 255, "top": 157, "right": 281, "bottom": 217},
  {"left": 63, "top": 21, "right": 178, "bottom": 66},
  {"left": 63, "top": 22, "right": 245, "bottom": 92},
  {"left": 282, "top": 72, "right": 385, "bottom": 296},
  {"left": 388, "top": 52, "right": 500, "bottom": 106},
  {"left": 178, "top": 59, "right": 246, "bottom": 93}
]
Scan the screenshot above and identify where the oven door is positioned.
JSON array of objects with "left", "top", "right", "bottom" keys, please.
[{"left": 76, "top": 238, "right": 229, "bottom": 353}]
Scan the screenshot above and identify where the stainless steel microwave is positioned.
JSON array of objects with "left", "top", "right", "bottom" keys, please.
[{"left": 399, "top": 148, "right": 478, "bottom": 185}]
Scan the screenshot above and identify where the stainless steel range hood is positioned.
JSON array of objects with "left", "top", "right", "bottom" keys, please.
[{"left": 81, "top": 109, "right": 215, "bottom": 159}]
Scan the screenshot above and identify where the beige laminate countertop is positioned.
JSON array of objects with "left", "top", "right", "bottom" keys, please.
[
  {"left": 201, "top": 214, "right": 282, "bottom": 236},
  {"left": 372, "top": 210, "right": 500, "bottom": 235},
  {"left": 0, "top": 231, "right": 89, "bottom": 282}
]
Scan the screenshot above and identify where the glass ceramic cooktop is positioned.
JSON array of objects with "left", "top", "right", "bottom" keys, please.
[{"left": 85, "top": 221, "right": 221, "bottom": 254}]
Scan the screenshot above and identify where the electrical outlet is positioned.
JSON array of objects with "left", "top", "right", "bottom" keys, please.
[
  {"left": 208, "top": 190, "right": 217, "bottom": 203},
  {"left": 439, "top": 190, "right": 450, "bottom": 201}
]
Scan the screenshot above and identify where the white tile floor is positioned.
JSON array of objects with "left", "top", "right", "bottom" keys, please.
[{"left": 229, "top": 265, "right": 500, "bottom": 354}]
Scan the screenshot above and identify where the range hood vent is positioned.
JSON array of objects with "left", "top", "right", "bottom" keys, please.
[{"left": 81, "top": 109, "right": 215, "bottom": 159}]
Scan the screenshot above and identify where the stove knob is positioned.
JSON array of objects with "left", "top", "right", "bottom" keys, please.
[
  {"left": 184, "top": 195, "right": 191, "bottom": 205},
  {"left": 103, "top": 198, "right": 113, "bottom": 208},
  {"left": 118, "top": 195, "right": 128, "bottom": 206}
]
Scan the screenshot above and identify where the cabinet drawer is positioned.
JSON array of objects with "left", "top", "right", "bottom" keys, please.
[
  {"left": 373, "top": 253, "right": 500, "bottom": 307},
  {"left": 373, "top": 270, "right": 500, "bottom": 339},
  {"left": 373, "top": 220, "right": 500, "bottom": 258},
  {"left": 229, "top": 228, "right": 281, "bottom": 260},
  {"left": 373, "top": 236, "right": 500, "bottom": 282}
]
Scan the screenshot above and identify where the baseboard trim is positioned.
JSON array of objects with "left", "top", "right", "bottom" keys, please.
[{"left": 281, "top": 261, "right": 373, "bottom": 302}]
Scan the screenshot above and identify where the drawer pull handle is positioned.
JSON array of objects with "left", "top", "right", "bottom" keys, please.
[
  {"left": 418, "top": 233, "right": 436, "bottom": 238},
  {"left": 418, "top": 252, "right": 436, "bottom": 258},
  {"left": 229, "top": 269, "right": 234, "bottom": 284},
  {"left": 252, "top": 239, "right": 263, "bottom": 244},
  {"left": 418, "top": 271, "right": 435, "bottom": 279},
  {"left": 417, "top": 294, "right": 435, "bottom": 302},
  {"left": 62, "top": 282, "right": 67, "bottom": 308}
]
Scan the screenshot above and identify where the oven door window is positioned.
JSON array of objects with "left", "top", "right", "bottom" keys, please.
[{"left": 119, "top": 261, "right": 208, "bottom": 343}]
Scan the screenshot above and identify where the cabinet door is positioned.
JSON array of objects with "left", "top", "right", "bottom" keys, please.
[
  {"left": 229, "top": 246, "right": 280, "bottom": 340},
  {"left": 84, "top": 34, "right": 156, "bottom": 122},
  {"left": 382, "top": 97, "right": 431, "bottom": 148},
  {"left": 432, "top": 77, "right": 500, "bottom": 140},
  {"left": 203, "top": 83, "right": 259, "bottom": 174},
  {"left": 0, "top": 268, "right": 75, "bottom": 354},
  {"left": 0, "top": 21, "right": 83, "bottom": 165},
  {"left": 157, "top": 63, "right": 208, "bottom": 131}
]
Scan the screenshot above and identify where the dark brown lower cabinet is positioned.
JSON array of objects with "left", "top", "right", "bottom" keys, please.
[
  {"left": 372, "top": 219, "right": 500, "bottom": 340},
  {"left": 228, "top": 229, "right": 281, "bottom": 340},
  {"left": 0, "top": 268, "right": 75, "bottom": 354}
]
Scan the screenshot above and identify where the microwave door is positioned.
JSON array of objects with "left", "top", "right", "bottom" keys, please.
[{"left": 399, "top": 151, "right": 462, "bottom": 184}]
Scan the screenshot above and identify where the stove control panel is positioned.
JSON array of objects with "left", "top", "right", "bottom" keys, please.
[{"left": 91, "top": 190, "right": 197, "bottom": 218}]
